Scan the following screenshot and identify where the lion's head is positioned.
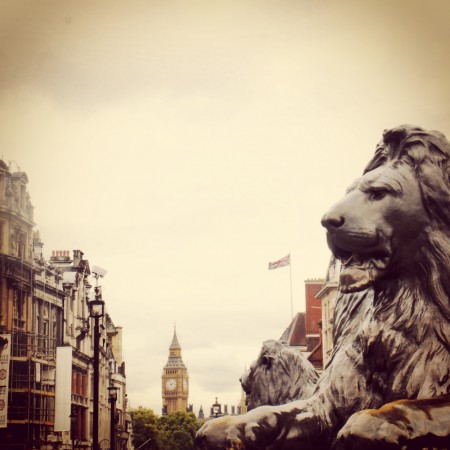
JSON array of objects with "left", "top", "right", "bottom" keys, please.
[
  {"left": 240, "top": 339, "right": 319, "bottom": 410},
  {"left": 321, "top": 125, "right": 450, "bottom": 299}
]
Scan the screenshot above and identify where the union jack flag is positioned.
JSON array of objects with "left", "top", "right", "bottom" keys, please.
[{"left": 268, "top": 254, "right": 290, "bottom": 270}]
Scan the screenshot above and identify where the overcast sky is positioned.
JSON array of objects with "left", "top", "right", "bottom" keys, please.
[{"left": 1, "top": 0, "right": 449, "bottom": 415}]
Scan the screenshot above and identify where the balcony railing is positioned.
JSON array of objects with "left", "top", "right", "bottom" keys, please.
[{"left": 0, "top": 254, "right": 33, "bottom": 285}]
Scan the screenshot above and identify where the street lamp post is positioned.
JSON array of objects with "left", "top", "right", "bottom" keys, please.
[
  {"left": 108, "top": 385, "right": 118, "bottom": 450},
  {"left": 89, "top": 286, "right": 105, "bottom": 450},
  {"left": 70, "top": 406, "right": 77, "bottom": 450}
]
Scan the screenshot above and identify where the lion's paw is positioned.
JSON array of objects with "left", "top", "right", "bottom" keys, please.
[
  {"left": 195, "top": 416, "right": 245, "bottom": 450},
  {"left": 334, "top": 409, "right": 409, "bottom": 450}
]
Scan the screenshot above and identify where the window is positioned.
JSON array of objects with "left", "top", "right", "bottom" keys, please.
[
  {"left": 0, "top": 174, "right": 4, "bottom": 202},
  {"left": 20, "top": 185, "right": 26, "bottom": 209},
  {"left": 17, "top": 232, "right": 27, "bottom": 259},
  {"left": 0, "top": 222, "right": 3, "bottom": 252},
  {"left": 13, "top": 290, "right": 26, "bottom": 329},
  {"left": 34, "top": 300, "right": 41, "bottom": 334}
]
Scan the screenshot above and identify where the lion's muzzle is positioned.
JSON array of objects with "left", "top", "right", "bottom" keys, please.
[{"left": 321, "top": 198, "right": 392, "bottom": 293}]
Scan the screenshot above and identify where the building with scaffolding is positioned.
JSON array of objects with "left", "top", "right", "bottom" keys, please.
[
  {"left": 0, "top": 160, "right": 50, "bottom": 448},
  {"left": 0, "top": 161, "right": 131, "bottom": 449}
]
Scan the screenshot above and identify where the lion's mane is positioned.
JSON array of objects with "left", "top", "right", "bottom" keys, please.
[
  {"left": 330, "top": 126, "right": 450, "bottom": 413},
  {"left": 241, "top": 339, "right": 319, "bottom": 410},
  {"left": 365, "top": 126, "right": 450, "bottom": 321}
]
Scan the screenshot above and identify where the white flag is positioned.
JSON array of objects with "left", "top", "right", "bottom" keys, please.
[{"left": 268, "top": 254, "right": 290, "bottom": 270}]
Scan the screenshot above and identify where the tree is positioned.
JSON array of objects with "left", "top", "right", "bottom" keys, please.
[
  {"left": 172, "top": 430, "right": 193, "bottom": 450},
  {"left": 159, "top": 411, "right": 199, "bottom": 439},
  {"left": 131, "top": 409, "right": 202, "bottom": 450},
  {"left": 158, "top": 411, "right": 199, "bottom": 450},
  {"left": 130, "top": 408, "right": 159, "bottom": 450}
]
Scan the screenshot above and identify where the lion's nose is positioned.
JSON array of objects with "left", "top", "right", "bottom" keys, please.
[{"left": 321, "top": 212, "right": 345, "bottom": 230}]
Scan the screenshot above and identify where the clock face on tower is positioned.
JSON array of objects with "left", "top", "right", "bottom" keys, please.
[{"left": 165, "top": 378, "right": 176, "bottom": 391}]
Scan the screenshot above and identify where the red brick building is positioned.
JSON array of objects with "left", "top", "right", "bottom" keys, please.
[
  {"left": 305, "top": 280, "right": 323, "bottom": 336},
  {"left": 280, "top": 279, "right": 324, "bottom": 371}
]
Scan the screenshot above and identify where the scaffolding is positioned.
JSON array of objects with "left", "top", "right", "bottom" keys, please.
[{"left": 1, "top": 320, "right": 59, "bottom": 449}]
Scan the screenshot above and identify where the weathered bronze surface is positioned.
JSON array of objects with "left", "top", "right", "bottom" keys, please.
[
  {"left": 195, "top": 126, "right": 450, "bottom": 449},
  {"left": 240, "top": 339, "right": 318, "bottom": 411}
]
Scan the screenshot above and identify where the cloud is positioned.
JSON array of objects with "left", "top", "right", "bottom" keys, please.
[{"left": 1, "top": 0, "right": 449, "bottom": 415}]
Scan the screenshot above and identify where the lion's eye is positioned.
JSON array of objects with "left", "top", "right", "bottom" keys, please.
[
  {"left": 261, "top": 355, "right": 271, "bottom": 368},
  {"left": 369, "top": 189, "right": 388, "bottom": 201}
]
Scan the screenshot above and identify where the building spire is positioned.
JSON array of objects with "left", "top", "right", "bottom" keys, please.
[{"left": 170, "top": 324, "right": 181, "bottom": 350}]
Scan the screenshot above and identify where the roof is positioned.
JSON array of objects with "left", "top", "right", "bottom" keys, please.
[
  {"left": 307, "top": 340, "right": 323, "bottom": 369},
  {"left": 164, "top": 355, "right": 186, "bottom": 369},
  {"left": 170, "top": 327, "right": 181, "bottom": 350},
  {"left": 164, "top": 326, "right": 187, "bottom": 369},
  {"left": 280, "top": 313, "right": 307, "bottom": 347}
]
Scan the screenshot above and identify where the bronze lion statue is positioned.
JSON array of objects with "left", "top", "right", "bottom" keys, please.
[
  {"left": 195, "top": 125, "right": 450, "bottom": 449},
  {"left": 240, "top": 339, "right": 319, "bottom": 410}
]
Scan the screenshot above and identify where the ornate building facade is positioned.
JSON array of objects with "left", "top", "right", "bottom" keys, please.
[
  {"left": 161, "top": 328, "right": 189, "bottom": 414},
  {"left": 50, "top": 249, "right": 105, "bottom": 450},
  {"left": 0, "top": 161, "right": 131, "bottom": 449},
  {"left": 315, "top": 257, "right": 340, "bottom": 367},
  {"left": 0, "top": 161, "right": 49, "bottom": 448}
]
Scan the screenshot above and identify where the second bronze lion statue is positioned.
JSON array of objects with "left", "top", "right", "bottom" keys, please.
[
  {"left": 240, "top": 339, "right": 319, "bottom": 410},
  {"left": 195, "top": 125, "right": 450, "bottom": 449}
]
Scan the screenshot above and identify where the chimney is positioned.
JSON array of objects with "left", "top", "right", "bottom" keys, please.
[
  {"left": 73, "top": 250, "right": 84, "bottom": 267},
  {"left": 50, "top": 250, "right": 71, "bottom": 262}
]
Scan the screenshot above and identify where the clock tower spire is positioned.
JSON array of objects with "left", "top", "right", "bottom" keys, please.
[{"left": 162, "top": 326, "right": 189, "bottom": 414}]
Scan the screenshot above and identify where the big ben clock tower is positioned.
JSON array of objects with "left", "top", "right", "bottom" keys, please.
[{"left": 162, "top": 327, "right": 189, "bottom": 414}]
